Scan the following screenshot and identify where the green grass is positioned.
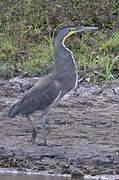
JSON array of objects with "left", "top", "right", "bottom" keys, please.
[
  {"left": 99, "top": 31, "right": 119, "bottom": 51},
  {"left": 72, "top": 31, "right": 119, "bottom": 82},
  {"left": 19, "top": 42, "right": 52, "bottom": 76},
  {"left": 0, "top": 29, "right": 119, "bottom": 82},
  {"left": 98, "top": 55, "right": 119, "bottom": 81}
]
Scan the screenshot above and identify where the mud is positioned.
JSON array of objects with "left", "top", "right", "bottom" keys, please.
[{"left": 0, "top": 77, "right": 119, "bottom": 176}]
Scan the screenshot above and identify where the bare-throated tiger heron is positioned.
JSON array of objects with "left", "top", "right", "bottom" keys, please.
[{"left": 9, "top": 26, "right": 98, "bottom": 145}]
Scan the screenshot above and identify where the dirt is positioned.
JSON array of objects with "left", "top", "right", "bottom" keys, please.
[{"left": 0, "top": 77, "right": 119, "bottom": 176}]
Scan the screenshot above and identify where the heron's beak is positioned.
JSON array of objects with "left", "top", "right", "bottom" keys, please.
[
  {"left": 63, "top": 26, "right": 98, "bottom": 42},
  {"left": 75, "top": 26, "right": 98, "bottom": 33}
]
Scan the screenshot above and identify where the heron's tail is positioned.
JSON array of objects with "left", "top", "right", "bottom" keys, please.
[{"left": 8, "top": 102, "right": 21, "bottom": 118}]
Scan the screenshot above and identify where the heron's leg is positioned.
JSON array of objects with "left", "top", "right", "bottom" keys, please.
[
  {"left": 26, "top": 115, "right": 37, "bottom": 145},
  {"left": 41, "top": 115, "right": 48, "bottom": 145}
]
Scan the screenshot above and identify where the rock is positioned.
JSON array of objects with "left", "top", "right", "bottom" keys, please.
[
  {"left": 76, "top": 85, "right": 103, "bottom": 96},
  {"left": 9, "top": 77, "right": 30, "bottom": 85},
  {"left": 59, "top": 162, "right": 70, "bottom": 174},
  {"left": 9, "top": 77, "right": 25, "bottom": 85},
  {"left": 19, "top": 82, "right": 33, "bottom": 92},
  {"left": 8, "top": 76, "right": 33, "bottom": 92},
  {"left": 0, "top": 80, "right": 5, "bottom": 86},
  {"left": 113, "top": 87, "right": 119, "bottom": 95},
  {"left": 102, "top": 88, "right": 115, "bottom": 98},
  {"left": 71, "top": 168, "right": 84, "bottom": 179}
]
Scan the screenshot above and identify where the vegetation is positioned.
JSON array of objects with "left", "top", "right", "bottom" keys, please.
[{"left": 0, "top": 0, "right": 119, "bottom": 82}]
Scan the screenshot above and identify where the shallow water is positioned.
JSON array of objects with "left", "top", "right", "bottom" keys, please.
[
  {"left": 0, "top": 168, "right": 119, "bottom": 180},
  {"left": 0, "top": 173, "right": 119, "bottom": 180},
  {"left": 0, "top": 174, "right": 71, "bottom": 180}
]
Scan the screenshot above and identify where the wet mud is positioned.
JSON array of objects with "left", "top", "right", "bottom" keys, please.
[{"left": 0, "top": 77, "right": 119, "bottom": 176}]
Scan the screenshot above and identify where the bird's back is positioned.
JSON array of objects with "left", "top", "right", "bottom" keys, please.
[{"left": 9, "top": 73, "right": 62, "bottom": 117}]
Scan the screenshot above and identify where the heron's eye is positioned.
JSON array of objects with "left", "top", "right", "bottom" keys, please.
[
  {"left": 69, "top": 28, "right": 73, "bottom": 32},
  {"left": 69, "top": 28, "right": 76, "bottom": 34}
]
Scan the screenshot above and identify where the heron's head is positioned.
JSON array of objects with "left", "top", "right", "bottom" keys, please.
[{"left": 53, "top": 26, "right": 98, "bottom": 45}]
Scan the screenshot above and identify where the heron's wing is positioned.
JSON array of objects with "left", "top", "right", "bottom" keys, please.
[{"left": 18, "top": 80, "right": 61, "bottom": 115}]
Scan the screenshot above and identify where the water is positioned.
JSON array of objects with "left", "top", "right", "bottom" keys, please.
[
  {"left": 0, "top": 174, "right": 119, "bottom": 180},
  {"left": 0, "top": 174, "right": 71, "bottom": 180},
  {"left": 0, "top": 169, "right": 118, "bottom": 180},
  {"left": 0, "top": 169, "right": 71, "bottom": 180}
]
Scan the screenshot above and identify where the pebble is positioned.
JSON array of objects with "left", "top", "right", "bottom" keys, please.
[
  {"left": 76, "top": 85, "right": 103, "bottom": 96},
  {"left": 71, "top": 168, "right": 84, "bottom": 179},
  {"left": 113, "top": 87, "right": 119, "bottom": 95}
]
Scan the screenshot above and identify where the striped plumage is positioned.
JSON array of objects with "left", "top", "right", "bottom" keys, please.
[{"left": 9, "top": 26, "right": 98, "bottom": 145}]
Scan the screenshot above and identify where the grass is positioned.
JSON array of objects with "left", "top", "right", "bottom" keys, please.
[
  {"left": 0, "top": 29, "right": 119, "bottom": 82},
  {"left": 98, "top": 55, "right": 119, "bottom": 81},
  {"left": 72, "top": 31, "right": 119, "bottom": 82},
  {"left": 19, "top": 41, "right": 52, "bottom": 76},
  {"left": 0, "top": 33, "right": 53, "bottom": 78},
  {"left": 99, "top": 31, "right": 119, "bottom": 52}
]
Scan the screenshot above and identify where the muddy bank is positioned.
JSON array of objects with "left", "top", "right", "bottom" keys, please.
[{"left": 0, "top": 77, "right": 119, "bottom": 176}]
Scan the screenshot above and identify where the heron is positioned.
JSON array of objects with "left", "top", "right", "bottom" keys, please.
[{"left": 9, "top": 26, "right": 98, "bottom": 145}]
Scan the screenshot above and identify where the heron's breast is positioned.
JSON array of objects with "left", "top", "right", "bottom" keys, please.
[{"left": 63, "top": 73, "right": 77, "bottom": 92}]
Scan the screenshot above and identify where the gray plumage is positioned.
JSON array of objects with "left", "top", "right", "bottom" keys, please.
[
  {"left": 9, "top": 26, "right": 98, "bottom": 145},
  {"left": 9, "top": 70, "right": 75, "bottom": 117}
]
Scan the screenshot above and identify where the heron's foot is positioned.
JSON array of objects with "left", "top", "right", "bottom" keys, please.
[
  {"left": 36, "top": 138, "right": 48, "bottom": 146},
  {"left": 37, "top": 142, "right": 47, "bottom": 146},
  {"left": 36, "top": 142, "right": 61, "bottom": 147},
  {"left": 30, "top": 128, "right": 37, "bottom": 146}
]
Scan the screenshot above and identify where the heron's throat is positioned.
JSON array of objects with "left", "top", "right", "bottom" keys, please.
[{"left": 54, "top": 38, "right": 77, "bottom": 72}]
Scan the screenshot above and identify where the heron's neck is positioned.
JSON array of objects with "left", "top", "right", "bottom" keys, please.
[{"left": 54, "top": 39, "right": 77, "bottom": 72}]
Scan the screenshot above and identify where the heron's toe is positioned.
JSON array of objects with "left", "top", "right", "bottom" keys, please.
[{"left": 30, "top": 128, "right": 37, "bottom": 145}]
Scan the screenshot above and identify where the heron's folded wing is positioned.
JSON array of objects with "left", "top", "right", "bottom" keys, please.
[{"left": 18, "top": 82, "right": 61, "bottom": 114}]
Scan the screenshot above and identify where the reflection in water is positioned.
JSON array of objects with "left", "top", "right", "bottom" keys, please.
[
  {"left": 0, "top": 171, "right": 119, "bottom": 180},
  {"left": 0, "top": 175, "right": 71, "bottom": 180},
  {"left": 0, "top": 173, "right": 119, "bottom": 180}
]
